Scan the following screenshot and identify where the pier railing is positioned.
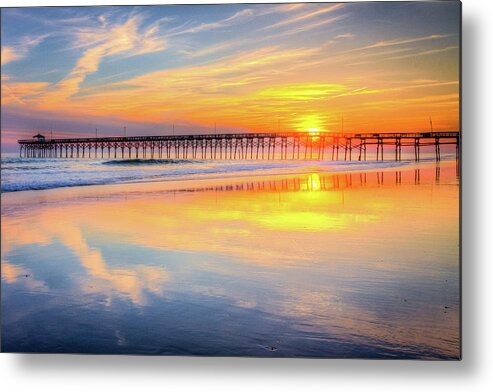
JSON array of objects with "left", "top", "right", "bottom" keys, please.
[{"left": 18, "top": 131, "right": 461, "bottom": 161}]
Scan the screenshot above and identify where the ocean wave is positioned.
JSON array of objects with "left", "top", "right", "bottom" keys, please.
[
  {"left": 1, "top": 165, "right": 67, "bottom": 171},
  {"left": 1, "top": 178, "right": 115, "bottom": 193},
  {"left": 1, "top": 154, "right": 456, "bottom": 193},
  {"left": 100, "top": 159, "right": 197, "bottom": 166}
]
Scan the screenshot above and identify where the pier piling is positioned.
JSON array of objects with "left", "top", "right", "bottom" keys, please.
[{"left": 18, "top": 131, "right": 460, "bottom": 162}]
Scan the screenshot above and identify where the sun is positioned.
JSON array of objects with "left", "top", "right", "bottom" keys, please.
[{"left": 296, "top": 115, "right": 325, "bottom": 135}]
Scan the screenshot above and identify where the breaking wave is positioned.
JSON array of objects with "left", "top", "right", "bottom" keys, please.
[{"left": 100, "top": 159, "right": 197, "bottom": 166}]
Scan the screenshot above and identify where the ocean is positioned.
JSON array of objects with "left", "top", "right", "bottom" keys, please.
[{"left": 1, "top": 152, "right": 456, "bottom": 193}]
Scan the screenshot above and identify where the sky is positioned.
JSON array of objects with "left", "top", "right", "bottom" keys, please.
[{"left": 1, "top": 2, "right": 460, "bottom": 151}]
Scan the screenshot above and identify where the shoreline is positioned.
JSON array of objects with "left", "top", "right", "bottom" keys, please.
[{"left": 1, "top": 159, "right": 457, "bottom": 208}]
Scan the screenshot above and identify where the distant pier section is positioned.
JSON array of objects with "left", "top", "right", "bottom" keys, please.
[{"left": 18, "top": 131, "right": 461, "bottom": 161}]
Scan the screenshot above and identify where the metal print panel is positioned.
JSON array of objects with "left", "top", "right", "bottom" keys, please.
[{"left": 0, "top": 1, "right": 461, "bottom": 359}]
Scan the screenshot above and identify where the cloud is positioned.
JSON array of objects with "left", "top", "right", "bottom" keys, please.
[
  {"left": 260, "top": 3, "right": 345, "bottom": 32},
  {"left": 359, "top": 34, "right": 450, "bottom": 50},
  {"left": 168, "top": 3, "right": 319, "bottom": 37},
  {"left": 335, "top": 33, "right": 355, "bottom": 40},
  {"left": 387, "top": 45, "right": 458, "bottom": 60},
  {"left": 184, "top": 40, "right": 244, "bottom": 58},
  {"left": 12, "top": 45, "right": 324, "bottom": 131},
  {"left": 71, "top": 14, "right": 166, "bottom": 56},
  {"left": 1, "top": 34, "right": 49, "bottom": 66},
  {"left": 343, "top": 45, "right": 458, "bottom": 67},
  {"left": 284, "top": 15, "right": 347, "bottom": 34},
  {"left": 1, "top": 47, "right": 22, "bottom": 66},
  {"left": 1, "top": 5, "right": 460, "bottom": 138},
  {"left": 327, "top": 34, "right": 454, "bottom": 66},
  {"left": 1, "top": 81, "right": 50, "bottom": 105},
  {"left": 274, "top": 3, "right": 307, "bottom": 13},
  {"left": 257, "top": 83, "right": 347, "bottom": 101},
  {"left": 183, "top": 11, "right": 346, "bottom": 59},
  {"left": 98, "top": 14, "right": 108, "bottom": 28},
  {"left": 40, "top": 15, "right": 167, "bottom": 104},
  {"left": 172, "top": 8, "right": 255, "bottom": 35}
]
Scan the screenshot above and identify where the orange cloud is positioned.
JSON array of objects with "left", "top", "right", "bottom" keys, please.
[
  {"left": 1, "top": 47, "right": 22, "bottom": 65},
  {"left": 1, "top": 81, "right": 50, "bottom": 105}
]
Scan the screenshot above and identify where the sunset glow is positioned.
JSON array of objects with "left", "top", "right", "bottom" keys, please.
[{"left": 1, "top": 3, "right": 460, "bottom": 151}]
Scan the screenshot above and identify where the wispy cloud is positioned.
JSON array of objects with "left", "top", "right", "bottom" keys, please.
[
  {"left": 359, "top": 34, "right": 450, "bottom": 50},
  {"left": 183, "top": 12, "right": 346, "bottom": 59},
  {"left": 330, "top": 34, "right": 454, "bottom": 67},
  {"left": 335, "top": 33, "right": 355, "bottom": 40},
  {"left": 24, "top": 45, "right": 326, "bottom": 129},
  {"left": 1, "top": 47, "right": 22, "bottom": 66},
  {"left": 168, "top": 3, "right": 305, "bottom": 37},
  {"left": 387, "top": 45, "right": 458, "bottom": 60},
  {"left": 71, "top": 14, "right": 166, "bottom": 56},
  {"left": 2, "top": 81, "right": 50, "bottom": 105},
  {"left": 1, "top": 34, "right": 49, "bottom": 66},
  {"left": 4, "top": 8, "right": 94, "bottom": 28},
  {"left": 170, "top": 9, "right": 255, "bottom": 35},
  {"left": 259, "top": 3, "right": 345, "bottom": 32},
  {"left": 183, "top": 39, "right": 245, "bottom": 58},
  {"left": 41, "top": 14, "right": 167, "bottom": 104},
  {"left": 284, "top": 15, "right": 347, "bottom": 35},
  {"left": 344, "top": 45, "right": 458, "bottom": 67}
]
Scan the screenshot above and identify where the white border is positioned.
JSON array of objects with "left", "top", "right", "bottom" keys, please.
[{"left": 2, "top": 0, "right": 493, "bottom": 391}]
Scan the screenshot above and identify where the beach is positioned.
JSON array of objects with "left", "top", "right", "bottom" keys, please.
[{"left": 1, "top": 159, "right": 460, "bottom": 358}]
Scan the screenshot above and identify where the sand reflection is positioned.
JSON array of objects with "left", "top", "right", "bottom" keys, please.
[{"left": 1, "top": 163, "right": 459, "bottom": 358}]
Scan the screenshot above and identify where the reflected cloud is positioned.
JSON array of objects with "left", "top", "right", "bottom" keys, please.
[
  {"left": 2, "top": 209, "right": 170, "bottom": 305},
  {"left": 1, "top": 260, "right": 48, "bottom": 292}
]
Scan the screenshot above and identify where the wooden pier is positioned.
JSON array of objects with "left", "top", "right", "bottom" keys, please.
[{"left": 18, "top": 131, "right": 460, "bottom": 161}]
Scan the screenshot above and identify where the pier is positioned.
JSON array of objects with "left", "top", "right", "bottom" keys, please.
[{"left": 18, "top": 131, "right": 461, "bottom": 161}]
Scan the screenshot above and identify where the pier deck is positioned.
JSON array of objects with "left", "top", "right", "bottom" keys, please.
[{"left": 18, "top": 131, "right": 461, "bottom": 161}]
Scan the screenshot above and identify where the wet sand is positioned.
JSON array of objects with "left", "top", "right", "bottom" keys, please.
[{"left": 1, "top": 161, "right": 460, "bottom": 358}]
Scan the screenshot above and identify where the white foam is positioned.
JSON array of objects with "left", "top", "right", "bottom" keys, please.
[{"left": 1, "top": 153, "right": 455, "bottom": 193}]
